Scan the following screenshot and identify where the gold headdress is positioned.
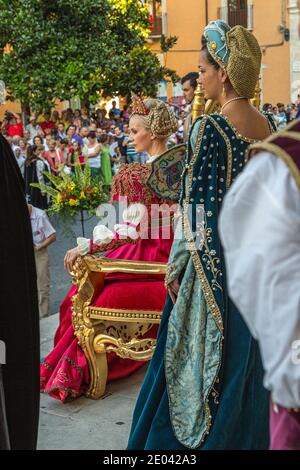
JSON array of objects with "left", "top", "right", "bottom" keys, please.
[
  {"left": 226, "top": 26, "right": 261, "bottom": 99},
  {"left": 203, "top": 21, "right": 262, "bottom": 99},
  {"left": 130, "top": 93, "right": 150, "bottom": 116},
  {"left": 130, "top": 95, "right": 178, "bottom": 139}
]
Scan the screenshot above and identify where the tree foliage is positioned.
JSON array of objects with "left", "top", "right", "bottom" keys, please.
[{"left": 0, "top": 0, "right": 178, "bottom": 111}]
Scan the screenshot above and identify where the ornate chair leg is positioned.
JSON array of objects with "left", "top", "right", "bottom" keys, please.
[
  {"left": 71, "top": 321, "right": 108, "bottom": 400},
  {"left": 72, "top": 257, "right": 167, "bottom": 400},
  {"left": 72, "top": 259, "right": 109, "bottom": 399},
  {"left": 86, "top": 331, "right": 108, "bottom": 399}
]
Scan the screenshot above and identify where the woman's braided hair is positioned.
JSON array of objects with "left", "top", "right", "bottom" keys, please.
[{"left": 131, "top": 98, "right": 178, "bottom": 140}]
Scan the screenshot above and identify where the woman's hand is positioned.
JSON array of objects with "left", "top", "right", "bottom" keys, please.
[
  {"left": 168, "top": 278, "right": 180, "bottom": 305},
  {"left": 64, "top": 247, "right": 81, "bottom": 274}
]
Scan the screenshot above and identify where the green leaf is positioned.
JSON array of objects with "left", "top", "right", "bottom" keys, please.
[{"left": 30, "top": 183, "right": 58, "bottom": 198}]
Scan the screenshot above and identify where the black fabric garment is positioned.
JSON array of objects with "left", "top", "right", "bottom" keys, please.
[
  {"left": 0, "top": 366, "right": 10, "bottom": 449},
  {"left": 24, "top": 158, "right": 48, "bottom": 209},
  {"left": 0, "top": 134, "right": 40, "bottom": 450}
]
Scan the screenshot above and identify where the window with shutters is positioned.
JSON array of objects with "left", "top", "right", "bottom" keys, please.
[
  {"left": 149, "top": 1, "right": 162, "bottom": 37},
  {"left": 228, "top": 0, "right": 248, "bottom": 28}
]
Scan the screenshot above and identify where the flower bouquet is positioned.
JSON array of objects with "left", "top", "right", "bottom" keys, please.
[{"left": 31, "top": 158, "right": 110, "bottom": 223}]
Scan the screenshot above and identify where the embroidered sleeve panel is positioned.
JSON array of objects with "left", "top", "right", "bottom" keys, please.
[
  {"left": 147, "top": 144, "right": 186, "bottom": 202},
  {"left": 111, "top": 163, "right": 177, "bottom": 211},
  {"left": 111, "top": 163, "right": 156, "bottom": 206}
]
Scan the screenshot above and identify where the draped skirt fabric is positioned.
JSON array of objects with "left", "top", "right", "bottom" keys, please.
[{"left": 128, "top": 293, "right": 270, "bottom": 450}]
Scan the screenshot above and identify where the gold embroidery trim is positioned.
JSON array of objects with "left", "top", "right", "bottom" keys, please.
[
  {"left": 219, "top": 114, "right": 258, "bottom": 144},
  {"left": 250, "top": 142, "right": 300, "bottom": 192},
  {"left": 218, "top": 112, "right": 276, "bottom": 143},
  {"left": 182, "top": 115, "right": 224, "bottom": 446},
  {"left": 183, "top": 116, "right": 224, "bottom": 332},
  {"left": 183, "top": 207, "right": 224, "bottom": 333},
  {"left": 164, "top": 264, "right": 177, "bottom": 288},
  {"left": 208, "top": 116, "right": 233, "bottom": 190}
]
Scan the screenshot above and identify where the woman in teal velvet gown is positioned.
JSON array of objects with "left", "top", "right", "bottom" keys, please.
[{"left": 127, "top": 20, "right": 276, "bottom": 450}]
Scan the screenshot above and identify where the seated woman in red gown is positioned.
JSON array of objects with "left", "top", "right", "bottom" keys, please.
[{"left": 40, "top": 97, "right": 185, "bottom": 402}]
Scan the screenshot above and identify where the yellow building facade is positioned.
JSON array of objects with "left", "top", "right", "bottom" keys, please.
[
  {"left": 0, "top": 1, "right": 296, "bottom": 120},
  {"left": 148, "top": 0, "right": 293, "bottom": 105}
]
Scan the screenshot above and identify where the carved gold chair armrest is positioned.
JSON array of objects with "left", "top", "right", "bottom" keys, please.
[{"left": 71, "top": 256, "right": 167, "bottom": 399}]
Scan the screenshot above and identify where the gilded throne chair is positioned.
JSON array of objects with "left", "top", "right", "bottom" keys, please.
[{"left": 71, "top": 256, "right": 167, "bottom": 400}]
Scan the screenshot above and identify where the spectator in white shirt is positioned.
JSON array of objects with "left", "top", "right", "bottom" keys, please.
[
  {"left": 26, "top": 116, "right": 41, "bottom": 140},
  {"left": 28, "top": 204, "right": 56, "bottom": 318},
  {"left": 14, "top": 146, "right": 25, "bottom": 177}
]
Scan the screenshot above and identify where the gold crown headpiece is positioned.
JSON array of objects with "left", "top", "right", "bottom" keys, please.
[{"left": 130, "top": 93, "right": 150, "bottom": 116}]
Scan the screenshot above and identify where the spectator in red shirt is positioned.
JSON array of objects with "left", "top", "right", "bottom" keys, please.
[
  {"left": 40, "top": 112, "right": 55, "bottom": 133},
  {"left": 1, "top": 111, "right": 23, "bottom": 137}
]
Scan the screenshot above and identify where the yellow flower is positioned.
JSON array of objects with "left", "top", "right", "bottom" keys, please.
[
  {"left": 80, "top": 191, "right": 86, "bottom": 199},
  {"left": 69, "top": 198, "right": 79, "bottom": 206},
  {"left": 69, "top": 182, "right": 76, "bottom": 191},
  {"left": 56, "top": 194, "right": 62, "bottom": 204}
]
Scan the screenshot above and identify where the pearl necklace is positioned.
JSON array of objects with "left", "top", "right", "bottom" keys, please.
[{"left": 220, "top": 96, "right": 248, "bottom": 114}]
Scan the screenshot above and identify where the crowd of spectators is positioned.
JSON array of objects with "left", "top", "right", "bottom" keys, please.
[
  {"left": 0, "top": 102, "right": 185, "bottom": 210},
  {"left": 262, "top": 96, "right": 300, "bottom": 129},
  {"left": 2, "top": 92, "right": 299, "bottom": 211}
]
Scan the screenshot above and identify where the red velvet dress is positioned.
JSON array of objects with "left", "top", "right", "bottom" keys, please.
[{"left": 40, "top": 163, "right": 175, "bottom": 402}]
